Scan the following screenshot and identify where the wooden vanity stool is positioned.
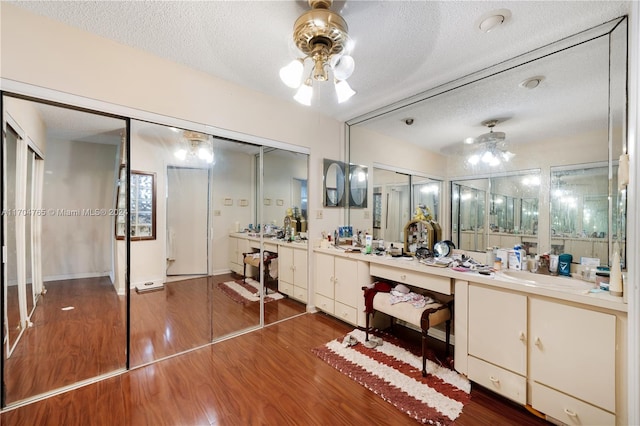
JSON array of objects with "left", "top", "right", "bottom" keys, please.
[
  {"left": 364, "top": 286, "right": 452, "bottom": 377},
  {"left": 243, "top": 250, "right": 278, "bottom": 293}
]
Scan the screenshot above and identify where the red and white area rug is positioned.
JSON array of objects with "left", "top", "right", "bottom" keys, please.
[
  {"left": 218, "top": 278, "right": 284, "bottom": 305},
  {"left": 312, "top": 328, "right": 470, "bottom": 425}
]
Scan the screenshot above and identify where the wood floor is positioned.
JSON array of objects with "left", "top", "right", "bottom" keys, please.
[{"left": 1, "top": 275, "right": 550, "bottom": 425}]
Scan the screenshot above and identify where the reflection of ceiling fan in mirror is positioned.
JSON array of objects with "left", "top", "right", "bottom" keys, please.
[
  {"left": 175, "top": 130, "right": 214, "bottom": 163},
  {"left": 465, "top": 119, "right": 514, "bottom": 167}
]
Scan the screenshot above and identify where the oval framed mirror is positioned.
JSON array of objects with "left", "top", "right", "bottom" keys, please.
[
  {"left": 323, "top": 159, "right": 345, "bottom": 207},
  {"left": 349, "top": 164, "right": 368, "bottom": 208}
]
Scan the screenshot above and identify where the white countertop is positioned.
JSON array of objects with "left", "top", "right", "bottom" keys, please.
[
  {"left": 314, "top": 246, "right": 627, "bottom": 313},
  {"left": 230, "top": 232, "right": 308, "bottom": 248}
]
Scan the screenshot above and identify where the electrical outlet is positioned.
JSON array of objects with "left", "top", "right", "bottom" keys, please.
[
  {"left": 364, "top": 210, "right": 370, "bottom": 219},
  {"left": 213, "top": 210, "right": 221, "bottom": 216},
  {"left": 316, "top": 210, "right": 323, "bottom": 219}
]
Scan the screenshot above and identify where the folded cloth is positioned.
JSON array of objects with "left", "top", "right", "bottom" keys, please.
[
  {"left": 364, "top": 281, "right": 392, "bottom": 313},
  {"left": 268, "top": 258, "right": 278, "bottom": 279},
  {"left": 389, "top": 291, "right": 434, "bottom": 309}
]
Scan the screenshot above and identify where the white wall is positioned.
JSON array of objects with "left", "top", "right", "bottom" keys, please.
[{"left": 41, "top": 140, "right": 117, "bottom": 280}]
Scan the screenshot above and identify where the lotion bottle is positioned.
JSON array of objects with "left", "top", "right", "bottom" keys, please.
[{"left": 609, "top": 242, "right": 623, "bottom": 297}]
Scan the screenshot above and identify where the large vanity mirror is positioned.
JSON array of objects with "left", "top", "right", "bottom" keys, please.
[{"left": 348, "top": 16, "right": 627, "bottom": 268}]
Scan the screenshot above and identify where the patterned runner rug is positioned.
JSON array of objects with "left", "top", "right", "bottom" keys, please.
[
  {"left": 218, "top": 278, "right": 284, "bottom": 305},
  {"left": 312, "top": 328, "right": 470, "bottom": 425}
]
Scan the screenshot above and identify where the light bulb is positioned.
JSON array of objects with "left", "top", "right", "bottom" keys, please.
[
  {"left": 481, "top": 151, "right": 494, "bottom": 164},
  {"left": 468, "top": 154, "right": 480, "bottom": 165},
  {"left": 294, "top": 80, "right": 313, "bottom": 106},
  {"left": 174, "top": 149, "right": 187, "bottom": 160},
  {"left": 335, "top": 80, "right": 356, "bottom": 103},
  {"left": 279, "top": 59, "right": 304, "bottom": 88}
]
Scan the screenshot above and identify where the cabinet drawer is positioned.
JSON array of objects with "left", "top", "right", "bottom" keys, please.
[
  {"left": 293, "top": 286, "right": 308, "bottom": 303},
  {"left": 532, "top": 382, "right": 615, "bottom": 426},
  {"left": 264, "top": 242, "right": 278, "bottom": 253},
  {"left": 334, "top": 301, "right": 357, "bottom": 325},
  {"left": 468, "top": 356, "right": 526, "bottom": 405},
  {"left": 278, "top": 280, "right": 293, "bottom": 296},
  {"left": 370, "top": 264, "right": 452, "bottom": 294},
  {"left": 315, "top": 293, "right": 334, "bottom": 314}
]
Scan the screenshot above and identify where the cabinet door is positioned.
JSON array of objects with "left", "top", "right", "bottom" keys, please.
[
  {"left": 530, "top": 298, "right": 616, "bottom": 412},
  {"left": 468, "top": 285, "right": 527, "bottom": 375},
  {"left": 315, "top": 253, "right": 335, "bottom": 298},
  {"left": 293, "top": 247, "right": 308, "bottom": 289},
  {"left": 278, "top": 246, "right": 294, "bottom": 284},
  {"left": 228, "top": 237, "right": 238, "bottom": 265},
  {"left": 334, "top": 257, "right": 359, "bottom": 307}
]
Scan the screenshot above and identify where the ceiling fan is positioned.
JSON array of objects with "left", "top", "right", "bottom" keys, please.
[
  {"left": 465, "top": 119, "right": 506, "bottom": 145},
  {"left": 465, "top": 119, "right": 514, "bottom": 166}
]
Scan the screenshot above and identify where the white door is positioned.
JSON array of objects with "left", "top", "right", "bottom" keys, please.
[{"left": 166, "top": 167, "right": 209, "bottom": 275}]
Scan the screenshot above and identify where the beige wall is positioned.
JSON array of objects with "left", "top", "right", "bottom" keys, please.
[
  {"left": 0, "top": 3, "right": 345, "bottom": 244},
  {"left": 41, "top": 140, "right": 117, "bottom": 280}
]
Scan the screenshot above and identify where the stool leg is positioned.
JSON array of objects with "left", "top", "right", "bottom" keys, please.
[
  {"left": 365, "top": 312, "right": 370, "bottom": 341},
  {"left": 421, "top": 329, "right": 428, "bottom": 377},
  {"left": 445, "top": 318, "right": 451, "bottom": 357},
  {"left": 243, "top": 258, "right": 247, "bottom": 283}
]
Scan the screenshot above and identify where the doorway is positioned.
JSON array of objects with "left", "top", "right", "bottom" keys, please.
[{"left": 166, "top": 166, "right": 210, "bottom": 276}]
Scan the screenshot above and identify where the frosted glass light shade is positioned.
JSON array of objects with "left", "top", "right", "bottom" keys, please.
[
  {"left": 279, "top": 60, "right": 304, "bottom": 88},
  {"left": 331, "top": 54, "right": 355, "bottom": 80},
  {"left": 335, "top": 80, "right": 356, "bottom": 103},
  {"left": 294, "top": 80, "right": 313, "bottom": 105}
]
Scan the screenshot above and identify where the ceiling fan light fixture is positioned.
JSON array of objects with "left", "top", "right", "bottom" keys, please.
[
  {"left": 335, "top": 79, "right": 356, "bottom": 103},
  {"left": 279, "top": 59, "right": 304, "bottom": 88},
  {"left": 294, "top": 79, "right": 314, "bottom": 105},
  {"left": 332, "top": 54, "right": 355, "bottom": 80},
  {"left": 282, "top": 0, "right": 355, "bottom": 104}
]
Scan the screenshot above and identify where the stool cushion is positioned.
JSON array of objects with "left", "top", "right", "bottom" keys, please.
[
  {"left": 244, "top": 255, "right": 262, "bottom": 267},
  {"left": 372, "top": 292, "right": 450, "bottom": 328}
]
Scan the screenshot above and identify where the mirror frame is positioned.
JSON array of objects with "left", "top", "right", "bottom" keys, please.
[{"left": 323, "top": 158, "right": 346, "bottom": 207}]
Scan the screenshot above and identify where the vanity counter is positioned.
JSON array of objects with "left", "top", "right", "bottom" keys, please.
[{"left": 313, "top": 246, "right": 626, "bottom": 313}]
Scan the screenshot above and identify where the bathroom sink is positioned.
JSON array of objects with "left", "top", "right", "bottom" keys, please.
[{"left": 495, "top": 270, "right": 595, "bottom": 294}]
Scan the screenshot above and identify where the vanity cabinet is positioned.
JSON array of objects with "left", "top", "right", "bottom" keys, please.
[
  {"left": 228, "top": 235, "right": 249, "bottom": 275},
  {"left": 315, "top": 252, "right": 370, "bottom": 327},
  {"left": 467, "top": 284, "right": 618, "bottom": 424},
  {"left": 529, "top": 298, "right": 616, "bottom": 424},
  {"left": 467, "top": 284, "right": 527, "bottom": 404},
  {"left": 278, "top": 245, "right": 308, "bottom": 303}
]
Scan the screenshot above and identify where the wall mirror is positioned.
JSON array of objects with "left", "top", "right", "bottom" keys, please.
[
  {"left": 348, "top": 164, "right": 368, "bottom": 208},
  {"left": 452, "top": 171, "right": 541, "bottom": 254},
  {"left": 550, "top": 163, "right": 621, "bottom": 264},
  {"left": 2, "top": 94, "right": 127, "bottom": 407},
  {"left": 369, "top": 166, "right": 441, "bottom": 245},
  {"left": 347, "top": 17, "right": 627, "bottom": 267},
  {"left": 323, "top": 159, "right": 345, "bottom": 207},
  {"left": 451, "top": 179, "right": 487, "bottom": 252},
  {"left": 262, "top": 148, "right": 309, "bottom": 325}
]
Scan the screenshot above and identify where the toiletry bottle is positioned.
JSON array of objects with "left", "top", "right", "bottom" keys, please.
[
  {"left": 494, "top": 257, "right": 502, "bottom": 271},
  {"left": 610, "top": 242, "right": 623, "bottom": 296}
]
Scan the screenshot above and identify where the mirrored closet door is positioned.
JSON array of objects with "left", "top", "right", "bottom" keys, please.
[{"left": 2, "top": 94, "right": 128, "bottom": 406}]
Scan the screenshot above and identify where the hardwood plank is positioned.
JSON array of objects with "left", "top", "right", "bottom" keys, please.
[{"left": 2, "top": 312, "right": 550, "bottom": 425}]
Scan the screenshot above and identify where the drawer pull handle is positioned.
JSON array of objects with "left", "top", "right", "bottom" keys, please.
[
  {"left": 400, "top": 274, "right": 407, "bottom": 280},
  {"left": 519, "top": 331, "right": 526, "bottom": 341},
  {"left": 563, "top": 408, "right": 577, "bottom": 418},
  {"left": 489, "top": 376, "right": 500, "bottom": 384}
]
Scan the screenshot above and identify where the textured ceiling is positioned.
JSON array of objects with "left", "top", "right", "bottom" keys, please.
[{"left": 6, "top": 0, "right": 632, "bottom": 153}]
